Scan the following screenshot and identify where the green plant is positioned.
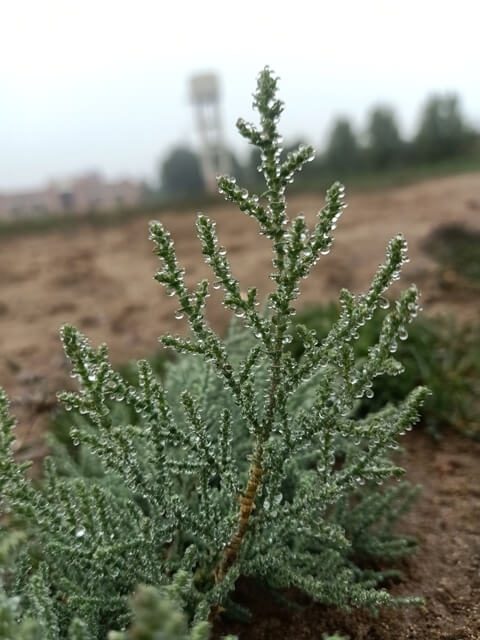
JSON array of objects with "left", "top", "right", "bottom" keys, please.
[
  {"left": 0, "top": 67, "right": 427, "bottom": 638},
  {"left": 292, "top": 305, "right": 480, "bottom": 436},
  {"left": 0, "top": 589, "right": 41, "bottom": 640},
  {"left": 108, "top": 576, "right": 236, "bottom": 640},
  {"left": 0, "top": 565, "right": 235, "bottom": 640}
]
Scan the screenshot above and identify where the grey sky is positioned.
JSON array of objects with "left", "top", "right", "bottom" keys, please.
[{"left": 2, "top": 0, "right": 479, "bottom": 191}]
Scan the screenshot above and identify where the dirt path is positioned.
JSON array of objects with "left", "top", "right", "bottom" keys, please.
[{"left": 0, "top": 172, "right": 479, "bottom": 453}]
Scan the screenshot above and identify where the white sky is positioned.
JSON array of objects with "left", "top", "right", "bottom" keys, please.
[{"left": 1, "top": 0, "right": 479, "bottom": 191}]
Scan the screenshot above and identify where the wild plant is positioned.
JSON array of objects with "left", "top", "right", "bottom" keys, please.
[{"left": 0, "top": 67, "right": 426, "bottom": 638}]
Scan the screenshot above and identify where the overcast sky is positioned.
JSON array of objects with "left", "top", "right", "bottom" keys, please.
[{"left": 2, "top": 0, "right": 479, "bottom": 191}]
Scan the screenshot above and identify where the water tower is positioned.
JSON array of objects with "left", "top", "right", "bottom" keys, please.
[{"left": 189, "top": 73, "right": 230, "bottom": 194}]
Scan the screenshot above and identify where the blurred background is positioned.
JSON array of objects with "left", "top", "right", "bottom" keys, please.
[
  {"left": 2, "top": 0, "right": 480, "bottom": 206},
  {"left": 0, "top": 0, "right": 479, "bottom": 454}
]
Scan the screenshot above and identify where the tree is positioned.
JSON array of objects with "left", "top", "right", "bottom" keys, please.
[
  {"left": 161, "top": 147, "right": 205, "bottom": 198},
  {"left": 414, "top": 94, "right": 468, "bottom": 162},
  {"left": 366, "top": 107, "right": 404, "bottom": 169},
  {"left": 325, "top": 118, "right": 360, "bottom": 174}
]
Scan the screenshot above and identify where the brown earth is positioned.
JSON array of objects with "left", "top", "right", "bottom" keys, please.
[{"left": 0, "top": 173, "right": 479, "bottom": 637}]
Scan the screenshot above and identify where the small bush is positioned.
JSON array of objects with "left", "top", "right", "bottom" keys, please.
[{"left": 0, "top": 67, "right": 426, "bottom": 638}]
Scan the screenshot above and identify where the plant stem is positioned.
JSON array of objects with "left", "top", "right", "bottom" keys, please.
[
  {"left": 214, "top": 85, "right": 288, "bottom": 585},
  {"left": 214, "top": 326, "right": 284, "bottom": 584},
  {"left": 214, "top": 443, "right": 263, "bottom": 583}
]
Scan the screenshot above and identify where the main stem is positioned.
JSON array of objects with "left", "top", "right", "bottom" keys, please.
[
  {"left": 214, "top": 353, "right": 282, "bottom": 583},
  {"left": 214, "top": 110, "right": 286, "bottom": 584},
  {"left": 214, "top": 443, "right": 264, "bottom": 583},
  {"left": 214, "top": 305, "right": 284, "bottom": 584}
]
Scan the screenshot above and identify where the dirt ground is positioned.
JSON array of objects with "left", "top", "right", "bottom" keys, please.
[{"left": 0, "top": 173, "right": 479, "bottom": 637}]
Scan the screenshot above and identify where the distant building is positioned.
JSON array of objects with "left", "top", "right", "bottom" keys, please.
[{"left": 0, "top": 172, "right": 142, "bottom": 220}]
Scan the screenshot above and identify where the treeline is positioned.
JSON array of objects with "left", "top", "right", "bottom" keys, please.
[{"left": 147, "top": 93, "right": 479, "bottom": 200}]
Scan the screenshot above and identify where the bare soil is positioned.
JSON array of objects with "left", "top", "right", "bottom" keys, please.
[{"left": 0, "top": 173, "right": 479, "bottom": 637}]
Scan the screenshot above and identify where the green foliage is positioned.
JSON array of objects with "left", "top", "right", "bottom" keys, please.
[
  {"left": 414, "top": 94, "right": 470, "bottom": 162},
  {"left": 366, "top": 107, "right": 404, "bottom": 170},
  {"left": 0, "top": 589, "right": 41, "bottom": 640},
  {"left": 0, "top": 67, "right": 427, "bottom": 638},
  {"left": 0, "top": 565, "right": 229, "bottom": 640},
  {"left": 0, "top": 530, "right": 42, "bottom": 639},
  {"left": 325, "top": 118, "right": 360, "bottom": 174},
  {"left": 108, "top": 577, "right": 226, "bottom": 640},
  {"left": 292, "top": 304, "right": 479, "bottom": 436},
  {"left": 161, "top": 147, "right": 205, "bottom": 198}
]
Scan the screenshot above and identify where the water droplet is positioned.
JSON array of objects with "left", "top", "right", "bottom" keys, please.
[
  {"left": 75, "top": 527, "right": 86, "bottom": 538},
  {"left": 174, "top": 310, "right": 184, "bottom": 320},
  {"left": 398, "top": 327, "right": 408, "bottom": 341},
  {"left": 379, "top": 296, "right": 390, "bottom": 309},
  {"left": 218, "top": 246, "right": 227, "bottom": 256}
]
